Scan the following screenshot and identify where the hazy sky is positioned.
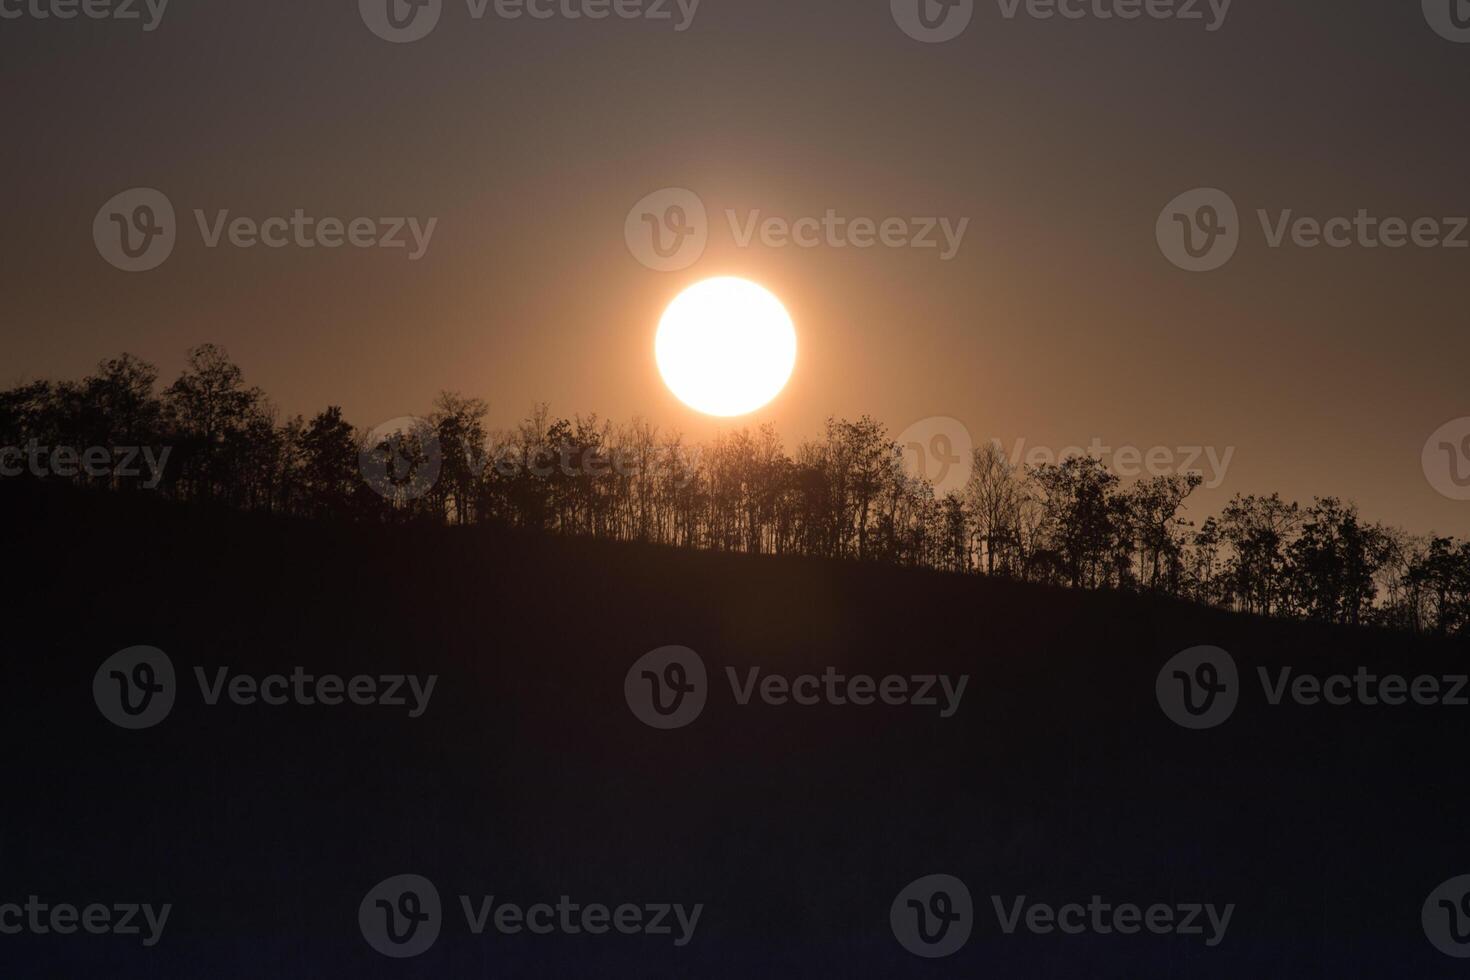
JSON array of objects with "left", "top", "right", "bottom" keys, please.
[{"left": 3, "top": 0, "right": 1468, "bottom": 534}]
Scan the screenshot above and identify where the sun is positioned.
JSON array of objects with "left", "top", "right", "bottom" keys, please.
[{"left": 655, "top": 277, "right": 797, "bottom": 417}]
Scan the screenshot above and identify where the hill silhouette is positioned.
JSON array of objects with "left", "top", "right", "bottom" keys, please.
[
  {"left": 5, "top": 479, "right": 1468, "bottom": 977},
  {"left": 4, "top": 345, "right": 1468, "bottom": 638}
]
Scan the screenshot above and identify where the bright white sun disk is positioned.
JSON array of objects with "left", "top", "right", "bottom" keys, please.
[{"left": 655, "top": 277, "right": 796, "bottom": 417}]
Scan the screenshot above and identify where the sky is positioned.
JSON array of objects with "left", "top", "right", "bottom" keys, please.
[{"left": 3, "top": 0, "right": 1469, "bottom": 535}]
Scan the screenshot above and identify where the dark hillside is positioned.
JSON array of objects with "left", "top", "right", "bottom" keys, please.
[{"left": 4, "top": 481, "right": 1467, "bottom": 978}]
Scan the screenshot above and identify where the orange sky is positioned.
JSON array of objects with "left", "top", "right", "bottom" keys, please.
[{"left": 3, "top": 1, "right": 1467, "bottom": 535}]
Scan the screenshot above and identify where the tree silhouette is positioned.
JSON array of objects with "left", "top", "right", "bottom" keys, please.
[{"left": 5, "top": 346, "right": 1467, "bottom": 637}]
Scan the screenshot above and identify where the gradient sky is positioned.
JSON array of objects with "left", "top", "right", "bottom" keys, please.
[{"left": 3, "top": 0, "right": 1468, "bottom": 534}]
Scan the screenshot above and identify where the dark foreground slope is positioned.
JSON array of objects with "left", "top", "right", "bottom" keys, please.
[{"left": 3, "top": 482, "right": 1467, "bottom": 978}]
